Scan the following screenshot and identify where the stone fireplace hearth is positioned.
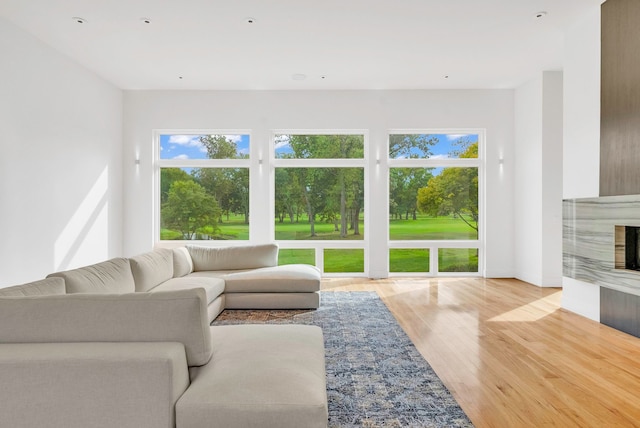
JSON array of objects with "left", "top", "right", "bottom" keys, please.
[{"left": 564, "top": 194, "right": 640, "bottom": 336}]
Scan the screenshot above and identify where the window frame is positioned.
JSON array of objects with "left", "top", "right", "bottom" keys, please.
[
  {"left": 387, "top": 129, "right": 485, "bottom": 277},
  {"left": 270, "top": 129, "right": 370, "bottom": 277},
  {"left": 153, "top": 129, "right": 253, "bottom": 246}
]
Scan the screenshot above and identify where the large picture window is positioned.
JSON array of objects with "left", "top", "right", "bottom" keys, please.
[
  {"left": 388, "top": 132, "right": 481, "bottom": 275},
  {"left": 157, "top": 133, "right": 251, "bottom": 241},
  {"left": 154, "top": 129, "right": 482, "bottom": 276},
  {"left": 273, "top": 133, "right": 367, "bottom": 274}
]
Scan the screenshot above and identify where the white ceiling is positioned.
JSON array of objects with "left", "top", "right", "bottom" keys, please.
[{"left": 0, "top": 0, "right": 603, "bottom": 90}]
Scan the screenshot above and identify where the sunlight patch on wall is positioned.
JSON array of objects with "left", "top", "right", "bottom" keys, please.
[{"left": 54, "top": 166, "right": 109, "bottom": 271}]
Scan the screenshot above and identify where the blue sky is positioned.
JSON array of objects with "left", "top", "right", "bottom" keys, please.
[
  {"left": 274, "top": 133, "right": 478, "bottom": 158},
  {"left": 160, "top": 133, "right": 477, "bottom": 160},
  {"left": 392, "top": 133, "right": 478, "bottom": 159},
  {"left": 160, "top": 134, "right": 250, "bottom": 159}
]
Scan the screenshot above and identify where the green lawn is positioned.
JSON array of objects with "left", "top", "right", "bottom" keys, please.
[
  {"left": 274, "top": 220, "right": 364, "bottom": 240},
  {"left": 389, "top": 215, "right": 477, "bottom": 240},
  {"left": 389, "top": 249, "right": 429, "bottom": 272},
  {"left": 278, "top": 249, "right": 315, "bottom": 265},
  {"left": 324, "top": 249, "right": 364, "bottom": 273},
  {"left": 162, "top": 213, "right": 478, "bottom": 272},
  {"left": 438, "top": 248, "right": 479, "bottom": 272}
]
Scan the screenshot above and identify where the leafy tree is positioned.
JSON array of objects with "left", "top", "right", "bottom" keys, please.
[
  {"left": 193, "top": 135, "right": 250, "bottom": 224},
  {"left": 162, "top": 180, "right": 221, "bottom": 239},
  {"left": 389, "top": 168, "right": 433, "bottom": 220},
  {"left": 160, "top": 168, "right": 192, "bottom": 204},
  {"left": 194, "top": 168, "right": 249, "bottom": 224},
  {"left": 389, "top": 134, "right": 437, "bottom": 159},
  {"left": 281, "top": 135, "right": 364, "bottom": 238},
  {"left": 199, "top": 135, "right": 243, "bottom": 159},
  {"left": 416, "top": 142, "right": 479, "bottom": 231},
  {"left": 275, "top": 167, "right": 305, "bottom": 223}
]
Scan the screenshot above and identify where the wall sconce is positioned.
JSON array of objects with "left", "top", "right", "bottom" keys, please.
[
  {"left": 498, "top": 157, "right": 504, "bottom": 165},
  {"left": 135, "top": 158, "right": 140, "bottom": 165}
]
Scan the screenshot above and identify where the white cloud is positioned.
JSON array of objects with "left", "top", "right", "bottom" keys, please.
[
  {"left": 173, "top": 154, "right": 189, "bottom": 160},
  {"left": 446, "top": 134, "right": 469, "bottom": 141},
  {"left": 222, "top": 134, "right": 242, "bottom": 143},
  {"left": 274, "top": 140, "right": 290, "bottom": 150},
  {"left": 168, "top": 135, "right": 204, "bottom": 148},
  {"left": 430, "top": 154, "right": 450, "bottom": 160},
  {"left": 274, "top": 135, "right": 290, "bottom": 150},
  {"left": 238, "top": 148, "right": 249, "bottom": 155}
]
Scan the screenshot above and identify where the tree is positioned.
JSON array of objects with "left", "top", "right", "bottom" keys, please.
[
  {"left": 194, "top": 168, "right": 249, "bottom": 224},
  {"left": 416, "top": 142, "right": 479, "bottom": 231},
  {"left": 199, "top": 135, "right": 242, "bottom": 159},
  {"left": 389, "top": 168, "right": 433, "bottom": 220},
  {"left": 162, "top": 180, "right": 221, "bottom": 239},
  {"left": 195, "top": 135, "right": 250, "bottom": 224},
  {"left": 160, "top": 168, "right": 192, "bottom": 204},
  {"left": 389, "top": 134, "right": 437, "bottom": 159},
  {"left": 282, "top": 135, "right": 365, "bottom": 238},
  {"left": 275, "top": 167, "right": 304, "bottom": 223}
]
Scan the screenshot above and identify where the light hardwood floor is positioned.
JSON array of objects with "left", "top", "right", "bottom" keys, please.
[{"left": 321, "top": 277, "right": 640, "bottom": 428}]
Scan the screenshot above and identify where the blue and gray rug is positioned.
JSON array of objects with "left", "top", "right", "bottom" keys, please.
[{"left": 213, "top": 291, "right": 473, "bottom": 428}]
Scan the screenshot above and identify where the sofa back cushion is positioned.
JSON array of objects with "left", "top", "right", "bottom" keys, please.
[
  {"left": 47, "top": 258, "right": 135, "bottom": 294},
  {"left": 130, "top": 249, "right": 174, "bottom": 292},
  {"left": 173, "top": 247, "right": 194, "bottom": 277},
  {"left": 0, "top": 288, "right": 212, "bottom": 367},
  {"left": 0, "top": 277, "right": 66, "bottom": 297},
  {"left": 187, "top": 244, "right": 278, "bottom": 272}
]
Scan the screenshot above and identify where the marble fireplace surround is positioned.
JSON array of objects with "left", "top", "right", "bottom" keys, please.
[{"left": 563, "top": 194, "right": 640, "bottom": 296}]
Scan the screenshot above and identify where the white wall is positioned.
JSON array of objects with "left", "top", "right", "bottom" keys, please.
[
  {"left": 514, "top": 71, "right": 563, "bottom": 287},
  {"left": 0, "top": 18, "right": 123, "bottom": 287},
  {"left": 562, "top": 5, "right": 602, "bottom": 320},
  {"left": 515, "top": 77, "right": 544, "bottom": 285},
  {"left": 123, "top": 90, "right": 515, "bottom": 277},
  {"left": 541, "top": 72, "right": 564, "bottom": 286}
]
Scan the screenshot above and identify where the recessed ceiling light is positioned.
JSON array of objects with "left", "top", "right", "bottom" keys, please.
[
  {"left": 444, "top": 75, "right": 449, "bottom": 79},
  {"left": 72, "top": 17, "right": 86, "bottom": 24},
  {"left": 141, "top": 18, "right": 151, "bottom": 24},
  {"left": 178, "top": 76, "right": 183, "bottom": 80},
  {"left": 321, "top": 76, "right": 326, "bottom": 80},
  {"left": 245, "top": 17, "right": 256, "bottom": 24},
  {"left": 534, "top": 11, "right": 547, "bottom": 19},
  {"left": 292, "top": 74, "right": 307, "bottom": 81}
]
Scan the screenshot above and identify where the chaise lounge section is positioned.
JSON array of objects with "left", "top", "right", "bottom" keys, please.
[
  {"left": 0, "top": 243, "right": 327, "bottom": 427},
  {"left": 0, "top": 287, "right": 328, "bottom": 428}
]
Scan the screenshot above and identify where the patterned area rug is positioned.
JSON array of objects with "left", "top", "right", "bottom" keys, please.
[{"left": 212, "top": 291, "right": 473, "bottom": 428}]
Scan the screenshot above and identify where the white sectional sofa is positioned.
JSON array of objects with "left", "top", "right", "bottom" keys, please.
[
  {"left": 0, "top": 244, "right": 327, "bottom": 428},
  {"left": 47, "top": 243, "right": 321, "bottom": 322}
]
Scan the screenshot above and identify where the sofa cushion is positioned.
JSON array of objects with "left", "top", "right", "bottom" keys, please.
[
  {"left": 47, "top": 258, "right": 135, "bottom": 294},
  {"left": 0, "top": 289, "right": 212, "bottom": 367},
  {"left": 173, "top": 247, "right": 194, "bottom": 277},
  {"left": 0, "top": 277, "right": 65, "bottom": 297},
  {"left": 223, "top": 264, "right": 321, "bottom": 293},
  {"left": 177, "top": 325, "right": 327, "bottom": 428},
  {"left": 130, "top": 249, "right": 174, "bottom": 292},
  {"left": 187, "top": 244, "right": 278, "bottom": 272},
  {"left": 150, "top": 276, "right": 225, "bottom": 305},
  {"left": 0, "top": 342, "right": 189, "bottom": 428}
]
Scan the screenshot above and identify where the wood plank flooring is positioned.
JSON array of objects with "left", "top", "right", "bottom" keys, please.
[{"left": 321, "top": 277, "right": 640, "bottom": 428}]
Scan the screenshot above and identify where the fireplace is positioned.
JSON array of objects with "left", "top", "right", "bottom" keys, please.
[
  {"left": 564, "top": 195, "right": 640, "bottom": 337},
  {"left": 614, "top": 225, "right": 640, "bottom": 272}
]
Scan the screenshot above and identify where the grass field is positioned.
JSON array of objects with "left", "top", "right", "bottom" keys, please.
[
  {"left": 389, "top": 249, "right": 430, "bottom": 272},
  {"left": 162, "top": 214, "right": 478, "bottom": 272}
]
